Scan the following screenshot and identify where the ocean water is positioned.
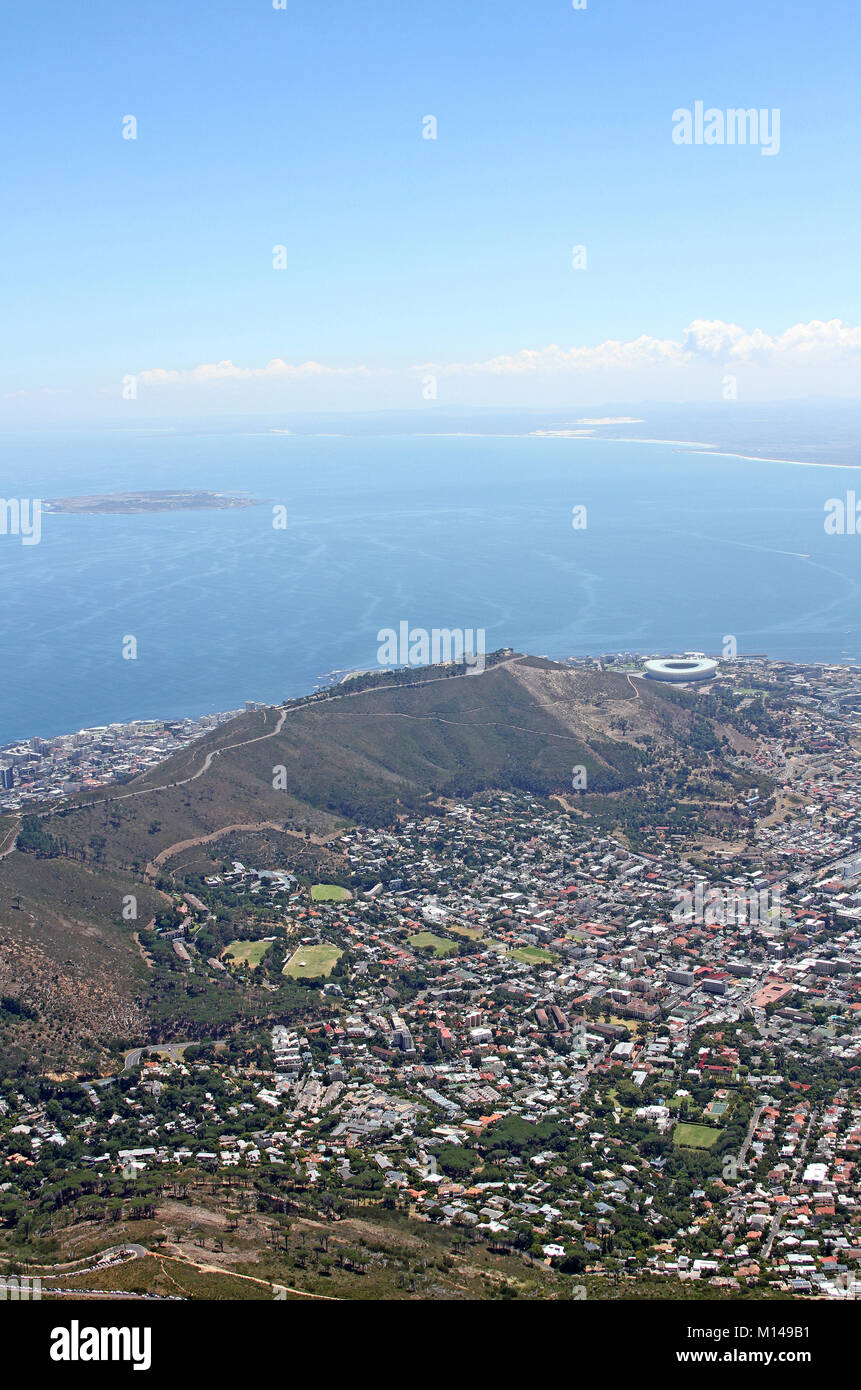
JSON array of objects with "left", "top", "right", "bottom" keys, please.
[{"left": 1, "top": 430, "right": 861, "bottom": 743}]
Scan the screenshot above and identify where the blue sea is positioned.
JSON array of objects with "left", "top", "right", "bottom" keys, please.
[{"left": 2, "top": 429, "right": 861, "bottom": 743}]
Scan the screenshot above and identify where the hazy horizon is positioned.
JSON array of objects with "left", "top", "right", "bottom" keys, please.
[{"left": 3, "top": 0, "right": 860, "bottom": 424}]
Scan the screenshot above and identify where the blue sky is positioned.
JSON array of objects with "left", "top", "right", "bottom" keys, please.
[{"left": 2, "top": 0, "right": 860, "bottom": 418}]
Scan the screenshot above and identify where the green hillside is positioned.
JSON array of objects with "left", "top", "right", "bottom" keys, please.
[
  {"left": 0, "top": 652, "right": 766, "bottom": 1073},
  {"left": 30, "top": 654, "right": 756, "bottom": 873}
]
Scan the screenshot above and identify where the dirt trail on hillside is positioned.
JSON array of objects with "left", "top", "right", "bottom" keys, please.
[
  {"left": 157, "top": 1246, "right": 340, "bottom": 1299},
  {"left": 0, "top": 816, "right": 20, "bottom": 860},
  {"left": 146, "top": 820, "right": 337, "bottom": 880}
]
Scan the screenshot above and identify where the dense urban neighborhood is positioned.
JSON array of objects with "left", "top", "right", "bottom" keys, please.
[
  {"left": 4, "top": 655, "right": 861, "bottom": 1301},
  {"left": 0, "top": 707, "right": 259, "bottom": 812}
]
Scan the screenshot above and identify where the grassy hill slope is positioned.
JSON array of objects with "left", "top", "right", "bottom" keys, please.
[
  {"left": 0, "top": 653, "right": 765, "bottom": 1072},
  {"left": 35, "top": 655, "right": 749, "bottom": 873}
]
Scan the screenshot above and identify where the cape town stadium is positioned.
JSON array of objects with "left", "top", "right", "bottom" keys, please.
[{"left": 643, "top": 656, "right": 718, "bottom": 683}]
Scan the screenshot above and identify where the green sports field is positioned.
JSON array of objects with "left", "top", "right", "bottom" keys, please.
[
  {"left": 283, "top": 943, "right": 342, "bottom": 977},
  {"left": 408, "top": 931, "right": 457, "bottom": 957},
  {"left": 223, "top": 939, "right": 272, "bottom": 969},
  {"left": 510, "top": 946, "right": 555, "bottom": 965},
  {"left": 673, "top": 1122, "right": 720, "bottom": 1149},
  {"left": 310, "top": 883, "right": 351, "bottom": 902}
]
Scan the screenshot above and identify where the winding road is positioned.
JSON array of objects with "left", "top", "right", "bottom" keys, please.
[
  {"left": 13, "top": 1241, "right": 339, "bottom": 1301},
  {"left": 0, "top": 657, "right": 532, "bottom": 881},
  {"left": 0, "top": 815, "right": 21, "bottom": 861},
  {"left": 7, "top": 656, "right": 530, "bottom": 839}
]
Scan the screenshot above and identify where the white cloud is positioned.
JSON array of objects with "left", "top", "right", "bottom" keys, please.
[
  {"left": 138, "top": 357, "right": 377, "bottom": 384},
  {"left": 129, "top": 319, "right": 861, "bottom": 391},
  {"left": 417, "top": 318, "right": 861, "bottom": 377},
  {"left": 417, "top": 334, "right": 684, "bottom": 376},
  {"left": 682, "top": 317, "right": 861, "bottom": 362},
  {"left": 8, "top": 318, "right": 861, "bottom": 419}
]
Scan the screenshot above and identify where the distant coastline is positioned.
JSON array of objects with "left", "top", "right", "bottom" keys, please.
[
  {"left": 402, "top": 431, "right": 857, "bottom": 469},
  {"left": 43, "top": 489, "right": 263, "bottom": 515},
  {"left": 4, "top": 429, "right": 859, "bottom": 748}
]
